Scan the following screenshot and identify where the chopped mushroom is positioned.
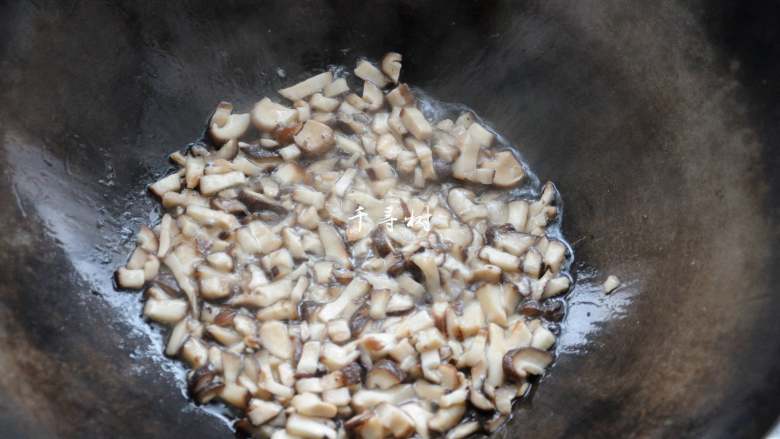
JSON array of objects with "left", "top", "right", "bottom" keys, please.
[
  {"left": 210, "top": 102, "right": 251, "bottom": 143},
  {"left": 252, "top": 98, "right": 298, "bottom": 132},
  {"left": 259, "top": 321, "right": 293, "bottom": 360},
  {"left": 324, "top": 78, "right": 350, "bottom": 97},
  {"left": 503, "top": 347, "right": 553, "bottom": 381},
  {"left": 149, "top": 173, "right": 181, "bottom": 198},
  {"left": 295, "top": 120, "right": 335, "bottom": 156},
  {"left": 603, "top": 275, "right": 621, "bottom": 294},
  {"left": 279, "top": 72, "right": 333, "bottom": 101},
  {"left": 354, "top": 60, "right": 390, "bottom": 88},
  {"left": 119, "top": 52, "right": 577, "bottom": 438},
  {"left": 375, "top": 402, "right": 415, "bottom": 438},
  {"left": 428, "top": 404, "right": 465, "bottom": 432},
  {"left": 366, "top": 360, "right": 406, "bottom": 390},
  {"left": 362, "top": 82, "right": 384, "bottom": 112},
  {"left": 199, "top": 171, "right": 246, "bottom": 196},
  {"left": 116, "top": 267, "right": 145, "bottom": 289},
  {"left": 286, "top": 414, "right": 338, "bottom": 439},
  {"left": 292, "top": 393, "right": 338, "bottom": 418},
  {"left": 400, "top": 107, "right": 432, "bottom": 141},
  {"left": 248, "top": 399, "right": 283, "bottom": 426},
  {"left": 487, "top": 151, "right": 525, "bottom": 187},
  {"left": 143, "top": 298, "right": 188, "bottom": 324},
  {"left": 381, "top": 52, "right": 402, "bottom": 84},
  {"left": 445, "top": 421, "right": 479, "bottom": 439}
]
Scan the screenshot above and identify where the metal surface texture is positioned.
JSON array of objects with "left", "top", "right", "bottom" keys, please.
[{"left": 0, "top": 0, "right": 778, "bottom": 437}]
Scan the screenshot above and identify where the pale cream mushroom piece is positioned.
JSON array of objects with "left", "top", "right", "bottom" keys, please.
[
  {"left": 375, "top": 402, "right": 416, "bottom": 438},
  {"left": 295, "top": 99, "right": 311, "bottom": 122},
  {"left": 149, "top": 172, "right": 182, "bottom": 198},
  {"left": 210, "top": 101, "right": 251, "bottom": 143},
  {"left": 294, "top": 120, "right": 335, "bottom": 156},
  {"left": 362, "top": 81, "right": 384, "bottom": 112},
  {"left": 248, "top": 399, "right": 283, "bottom": 426},
  {"left": 136, "top": 225, "right": 158, "bottom": 253},
  {"left": 291, "top": 393, "right": 338, "bottom": 418},
  {"left": 277, "top": 144, "right": 302, "bottom": 161},
  {"left": 428, "top": 403, "right": 465, "bottom": 432},
  {"left": 259, "top": 321, "right": 293, "bottom": 360},
  {"left": 445, "top": 421, "right": 480, "bottom": 439},
  {"left": 381, "top": 52, "right": 403, "bottom": 84},
  {"left": 323, "top": 77, "right": 350, "bottom": 97},
  {"left": 603, "top": 275, "right": 621, "bottom": 294},
  {"left": 366, "top": 359, "right": 406, "bottom": 390},
  {"left": 115, "top": 267, "right": 145, "bottom": 289},
  {"left": 503, "top": 347, "right": 554, "bottom": 381},
  {"left": 400, "top": 107, "right": 432, "bottom": 141},
  {"left": 279, "top": 71, "right": 333, "bottom": 101},
  {"left": 354, "top": 60, "right": 390, "bottom": 87},
  {"left": 251, "top": 97, "right": 299, "bottom": 131},
  {"left": 184, "top": 155, "right": 205, "bottom": 189},
  {"left": 485, "top": 150, "right": 525, "bottom": 187},
  {"left": 286, "top": 414, "right": 338, "bottom": 439},
  {"left": 310, "top": 93, "right": 341, "bottom": 112},
  {"left": 199, "top": 171, "right": 246, "bottom": 196}
]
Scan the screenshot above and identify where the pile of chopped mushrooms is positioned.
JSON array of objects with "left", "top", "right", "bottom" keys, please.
[{"left": 116, "top": 53, "right": 572, "bottom": 439}]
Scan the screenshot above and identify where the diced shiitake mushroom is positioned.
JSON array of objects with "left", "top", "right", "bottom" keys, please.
[
  {"left": 381, "top": 52, "right": 402, "bottom": 84},
  {"left": 120, "top": 51, "right": 575, "bottom": 439},
  {"left": 252, "top": 98, "right": 298, "bottom": 131},
  {"left": 503, "top": 347, "right": 554, "bottom": 381},
  {"left": 603, "top": 275, "right": 621, "bottom": 294},
  {"left": 116, "top": 267, "right": 145, "bottom": 289},
  {"left": 367, "top": 359, "right": 406, "bottom": 390},
  {"left": 354, "top": 60, "right": 390, "bottom": 88},
  {"left": 294, "top": 120, "right": 335, "bottom": 156},
  {"left": 401, "top": 107, "right": 432, "bottom": 141},
  {"left": 210, "top": 101, "right": 251, "bottom": 143},
  {"left": 279, "top": 71, "right": 333, "bottom": 101}
]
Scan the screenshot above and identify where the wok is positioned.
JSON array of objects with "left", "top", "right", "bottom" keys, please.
[{"left": 1, "top": 0, "right": 778, "bottom": 437}]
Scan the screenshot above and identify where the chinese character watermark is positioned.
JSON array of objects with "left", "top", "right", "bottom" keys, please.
[
  {"left": 348, "top": 206, "right": 367, "bottom": 232},
  {"left": 378, "top": 206, "right": 397, "bottom": 231},
  {"left": 348, "top": 204, "right": 431, "bottom": 233}
]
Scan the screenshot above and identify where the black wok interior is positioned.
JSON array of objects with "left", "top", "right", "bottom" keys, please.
[{"left": 1, "top": 1, "right": 779, "bottom": 438}]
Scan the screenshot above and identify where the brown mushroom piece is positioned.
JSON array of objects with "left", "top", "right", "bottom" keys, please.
[
  {"left": 487, "top": 151, "right": 525, "bottom": 187},
  {"left": 386, "top": 84, "right": 415, "bottom": 108},
  {"left": 238, "top": 188, "right": 288, "bottom": 215},
  {"left": 503, "top": 347, "right": 554, "bottom": 381},
  {"left": 375, "top": 402, "right": 416, "bottom": 439},
  {"left": 188, "top": 368, "right": 225, "bottom": 404},
  {"left": 345, "top": 412, "right": 385, "bottom": 439},
  {"left": 366, "top": 359, "right": 406, "bottom": 390},
  {"left": 294, "top": 120, "right": 335, "bottom": 156},
  {"left": 210, "top": 197, "right": 248, "bottom": 217}
]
